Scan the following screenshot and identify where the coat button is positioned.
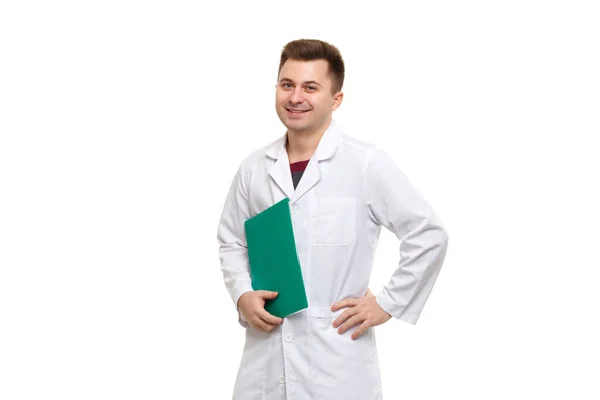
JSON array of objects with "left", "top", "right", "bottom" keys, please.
[
  {"left": 284, "top": 333, "right": 293, "bottom": 342},
  {"left": 278, "top": 376, "right": 286, "bottom": 384}
]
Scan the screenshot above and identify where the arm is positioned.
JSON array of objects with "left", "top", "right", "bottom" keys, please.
[
  {"left": 216, "top": 160, "right": 254, "bottom": 327},
  {"left": 216, "top": 160, "right": 284, "bottom": 331},
  {"left": 366, "top": 147, "right": 449, "bottom": 325}
]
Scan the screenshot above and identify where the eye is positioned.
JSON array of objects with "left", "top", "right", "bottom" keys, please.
[
  {"left": 306, "top": 86, "right": 317, "bottom": 91},
  {"left": 281, "top": 83, "right": 293, "bottom": 89}
]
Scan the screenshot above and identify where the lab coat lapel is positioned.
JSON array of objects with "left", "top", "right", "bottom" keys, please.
[
  {"left": 266, "top": 120, "right": 343, "bottom": 204},
  {"left": 267, "top": 136, "right": 295, "bottom": 199},
  {"left": 290, "top": 121, "right": 342, "bottom": 205},
  {"left": 289, "top": 159, "right": 321, "bottom": 205}
]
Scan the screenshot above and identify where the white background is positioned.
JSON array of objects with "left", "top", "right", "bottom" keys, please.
[{"left": 1, "top": 1, "right": 599, "bottom": 399}]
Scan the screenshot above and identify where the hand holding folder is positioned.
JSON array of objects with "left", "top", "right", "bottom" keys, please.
[{"left": 244, "top": 198, "right": 308, "bottom": 318}]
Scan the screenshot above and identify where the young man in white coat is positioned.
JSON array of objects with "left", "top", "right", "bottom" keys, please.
[{"left": 217, "top": 39, "right": 449, "bottom": 400}]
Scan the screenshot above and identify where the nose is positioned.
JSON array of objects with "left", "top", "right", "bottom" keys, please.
[{"left": 289, "top": 87, "right": 304, "bottom": 105}]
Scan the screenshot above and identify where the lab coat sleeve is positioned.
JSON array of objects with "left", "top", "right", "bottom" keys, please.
[
  {"left": 365, "top": 147, "right": 449, "bottom": 325},
  {"left": 217, "top": 159, "right": 254, "bottom": 327}
]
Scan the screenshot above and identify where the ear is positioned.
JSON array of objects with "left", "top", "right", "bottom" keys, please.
[{"left": 331, "top": 91, "right": 344, "bottom": 111}]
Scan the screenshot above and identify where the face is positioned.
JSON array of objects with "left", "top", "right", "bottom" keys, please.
[{"left": 275, "top": 59, "right": 343, "bottom": 135}]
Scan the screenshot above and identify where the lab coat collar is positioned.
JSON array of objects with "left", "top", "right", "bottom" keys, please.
[
  {"left": 266, "top": 120, "right": 342, "bottom": 204},
  {"left": 265, "top": 119, "right": 342, "bottom": 161}
]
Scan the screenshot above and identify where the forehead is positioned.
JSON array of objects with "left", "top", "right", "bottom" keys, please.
[{"left": 278, "top": 59, "right": 331, "bottom": 85}]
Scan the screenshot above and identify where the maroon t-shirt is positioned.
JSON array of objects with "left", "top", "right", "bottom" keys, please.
[{"left": 290, "top": 160, "right": 309, "bottom": 189}]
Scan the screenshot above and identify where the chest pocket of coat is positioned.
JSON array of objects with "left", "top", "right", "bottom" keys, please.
[{"left": 309, "top": 198, "right": 356, "bottom": 246}]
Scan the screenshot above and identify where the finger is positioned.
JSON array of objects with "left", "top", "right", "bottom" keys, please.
[
  {"left": 332, "top": 306, "right": 359, "bottom": 328},
  {"left": 256, "top": 290, "right": 279, "bottom": 300},
  {"left": 262, "top": 323, "right": 278, "bottom": 332},
  {"left": 251, "top": 317, "right": 274, "bottom": 332},
  {"left": 257, "top": 309, "right": 283, "bottom": 325},
  {"left": 338, "top": 314, "right": 365, "bottom": 334},
  {"left": 351, "top": 321, "right": 371, "bottom": 340},
  {"left": 331, "top": 297, "right": 360, "bottom": 311},
  {"left": 250, "top": 322, "right": 265, "bottom": 332}
]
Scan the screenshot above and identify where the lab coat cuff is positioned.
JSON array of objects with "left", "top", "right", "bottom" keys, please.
[
  {"left": 233, "top": 283, "right": 254, "bottom": 328},
  {"left": 233, "top": 283, "right": 254, "bottom": 309},
  {"left": 376, "top": 295, "right": 420, "bottom": 325},
  {"left": 238, "top": 312, "right": 249, "bottom": 328}
]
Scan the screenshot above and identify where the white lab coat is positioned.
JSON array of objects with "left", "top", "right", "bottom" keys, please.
[{"left": 217, "top": 120, "right": 448, "bottom": 400}]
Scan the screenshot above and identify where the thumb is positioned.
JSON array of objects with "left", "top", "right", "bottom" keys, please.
[{"left": 257, "top": 290, "right": 279, "bottom": 299}]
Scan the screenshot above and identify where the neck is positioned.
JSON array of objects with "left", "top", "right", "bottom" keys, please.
[{"left": 286, "top": 119, "right": 332, "bottom": 163}]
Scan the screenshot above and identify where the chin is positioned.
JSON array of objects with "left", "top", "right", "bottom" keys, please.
[{"left": 285, "top": 121, "right": 311, "bottom": 132}]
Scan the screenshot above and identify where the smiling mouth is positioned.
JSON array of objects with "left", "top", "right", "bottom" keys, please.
[{"left": 286, "top": 108, "right": 310, "bottom": 114}]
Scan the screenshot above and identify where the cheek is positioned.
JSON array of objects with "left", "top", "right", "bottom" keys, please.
[
  {"left": 275, "top": 91, "right": 288, "bottom": 104},
  {"left": 312, "top": 95, "right": 329, "bottom": 109},
  {"left": 312, "top": 100, "right": 328, "bottom": 113}
]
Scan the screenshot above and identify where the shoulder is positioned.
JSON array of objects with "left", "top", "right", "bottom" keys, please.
[
  {"left": 335, "top": 129, "right": 403, "bottom": 182},
  {"left": 237, "top": 135, "right": 282, "bottom": 170},
  {"left": 337, "top": 130, "right": 382, "bottom": 166},
  {"left": 340, "top": 132, "right": 376, "bottom": 152}
]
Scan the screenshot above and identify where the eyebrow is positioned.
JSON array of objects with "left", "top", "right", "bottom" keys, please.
[{"left": 279, "top": 78, "right": 323, "bottom": 87}]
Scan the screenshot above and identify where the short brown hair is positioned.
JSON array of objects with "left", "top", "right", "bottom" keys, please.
[{"left": 278, "top": 39, "right": 345, "bottom": 94}]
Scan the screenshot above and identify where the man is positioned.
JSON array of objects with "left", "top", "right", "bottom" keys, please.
[{"left": 217, "top": 39, "right": 449, "bottom": 400}]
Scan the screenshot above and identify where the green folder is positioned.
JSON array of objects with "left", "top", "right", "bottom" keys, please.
[{"left": 244, "top": 198, "right": 308, "bottom": 318}]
